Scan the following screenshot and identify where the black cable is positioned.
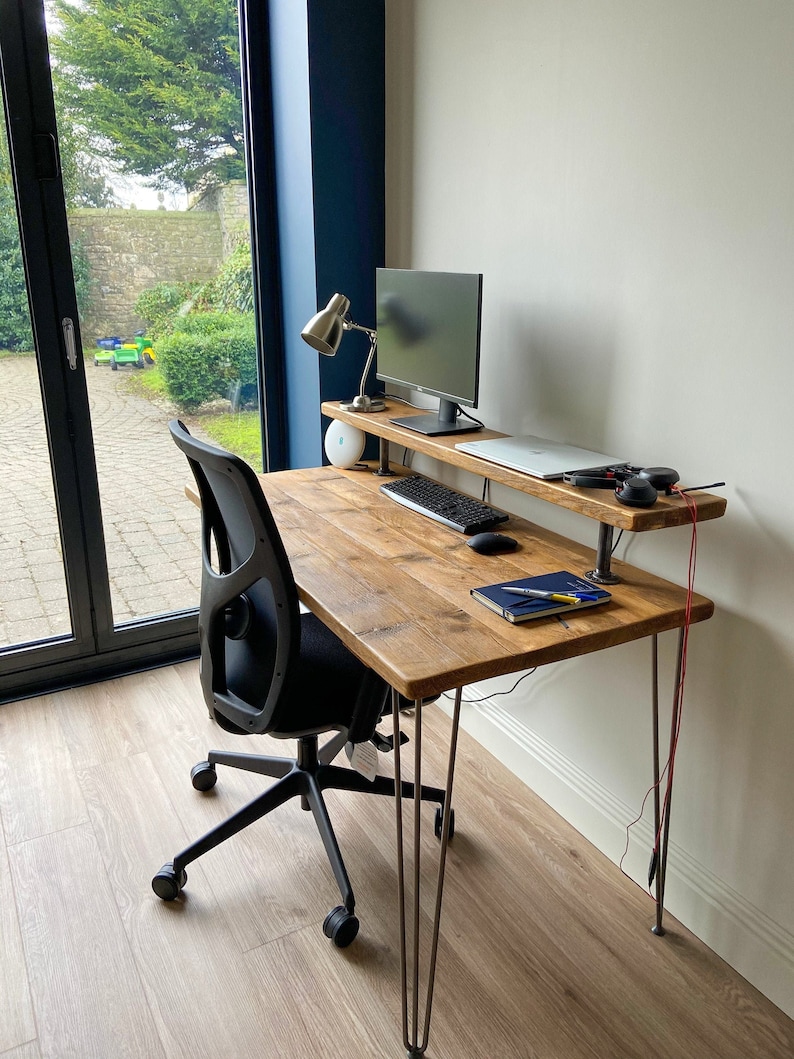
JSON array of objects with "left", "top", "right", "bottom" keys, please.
[
  {"left": 611, "top": 529, "right": 624, "bottom": 555},
  {"left": 382, "top": 392, "right": 415, "bottom": 406},
  {"left": 453, "top": 403, "right": 485, "bottom": 428},
  {"left": 679, "top": 481, "right": 725, "bottom": 494},
  {"left": 440, "top": 668, "right": 537, "bottom": 705}
]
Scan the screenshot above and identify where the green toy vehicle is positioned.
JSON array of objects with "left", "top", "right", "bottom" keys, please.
[{"left": 94, "top": 333, "right": 155, "bottom": 370}]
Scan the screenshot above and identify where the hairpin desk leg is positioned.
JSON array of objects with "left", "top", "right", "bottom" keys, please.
[
  {"left": 650, "top": 634, "right": 663, "bottom": 931},
  {"left": 652, "top": 627, "right": 685, "bottom": 936},
  {"left": 586, "top": 522, "right": 622, "bottom": 585},
  {"left": 392, "top": 686, "right": 461, "bottom": 1058}
]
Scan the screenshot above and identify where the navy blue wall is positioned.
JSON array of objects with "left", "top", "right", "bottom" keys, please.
[{"left": 269, "top": 0, "right": 384, "bottom": 468}]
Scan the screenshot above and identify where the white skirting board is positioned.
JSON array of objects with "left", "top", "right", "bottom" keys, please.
[{"left": 436, "top": 690, "right": 794, "bottom": 1020}]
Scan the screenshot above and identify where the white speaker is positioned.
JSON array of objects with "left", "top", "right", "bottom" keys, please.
[{"left": 324, "top": 419, "right": 366, "bottom": 468}]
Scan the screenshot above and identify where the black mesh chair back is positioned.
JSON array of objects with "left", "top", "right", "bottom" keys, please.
[{"left": 170, "top": 418, "right": 301, "bottom": 735}]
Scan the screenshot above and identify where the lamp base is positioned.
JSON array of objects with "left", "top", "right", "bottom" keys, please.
[{"left": 339, "top": 396, "right": 386, "bottom": 413}]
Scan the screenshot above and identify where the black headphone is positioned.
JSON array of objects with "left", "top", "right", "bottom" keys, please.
[{"left": 563, "top": 465, "right": 680, "bottom": 508}]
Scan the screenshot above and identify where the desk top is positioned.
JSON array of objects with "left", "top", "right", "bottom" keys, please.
[
  {"left": 230, "top": 463, "right": 714, "bottom": 700},
  {"left": 321, "top": 401, "right": 727, "bottom": 532}
]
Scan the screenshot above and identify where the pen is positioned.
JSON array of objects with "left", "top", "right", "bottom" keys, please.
[{"left": 502, "top": 587, "right": 599, "bottom": 603}]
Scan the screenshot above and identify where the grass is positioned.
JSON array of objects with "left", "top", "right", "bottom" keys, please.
[
  {"left": 131, "top": 364, "right": 169, "bottom": 400},
  {"left": 197, "top": 412, "right": 263, "bottom": 471},
  {"left": 125, "top": 364, "right": 263, "bottom": 471}
]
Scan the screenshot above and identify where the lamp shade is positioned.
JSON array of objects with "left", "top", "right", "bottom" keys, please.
[{"left": 300, "top": 293, "right": 350, "bottom": 356}]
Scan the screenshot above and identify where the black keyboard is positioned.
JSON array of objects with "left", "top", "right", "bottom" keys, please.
[{"left": 379, "top": 475, "right": 509, "bottom": 534}]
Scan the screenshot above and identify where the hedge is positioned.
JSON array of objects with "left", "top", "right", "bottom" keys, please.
[{"left": 155, "top": 313, "right": 257, "bottom": 412}]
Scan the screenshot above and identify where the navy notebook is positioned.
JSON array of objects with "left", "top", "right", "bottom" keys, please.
[{"left": 471, "top": 570, "right": 611, "bottom": 624}]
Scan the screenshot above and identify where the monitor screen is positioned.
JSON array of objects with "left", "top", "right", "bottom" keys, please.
[{"left": 375, "top": 268, "right": 483, "bottom": 436}]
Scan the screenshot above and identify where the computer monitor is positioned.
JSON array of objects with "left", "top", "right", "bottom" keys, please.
[{"left": 375, "top": 268, "right": 484, "bottom": 436}]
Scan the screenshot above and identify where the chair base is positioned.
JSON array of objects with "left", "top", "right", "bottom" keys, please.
[{"left": 152, "top": 733, "right": 447, "bottom": 945}]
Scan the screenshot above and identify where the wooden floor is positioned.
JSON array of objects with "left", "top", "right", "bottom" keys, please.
[{"left": 0, "top": 661, "right": 791, "bottom": 1059}]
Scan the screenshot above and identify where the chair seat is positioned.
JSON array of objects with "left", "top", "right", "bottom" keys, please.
[{"left": 274, "top": 612, "right": 387, "bottom": 739}]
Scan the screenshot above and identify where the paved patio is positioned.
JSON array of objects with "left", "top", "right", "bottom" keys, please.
[{"left": 0, "top": 355, "right": 206, "bottom": 649}]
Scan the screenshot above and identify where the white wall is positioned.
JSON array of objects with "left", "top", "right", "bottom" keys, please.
[{"left": 385, "top": 0, "right": 794, "bottom": 1016}]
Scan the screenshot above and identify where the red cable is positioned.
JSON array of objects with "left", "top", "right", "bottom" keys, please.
[{"left": 620, "top": 487, "right": 698, "bottom": 899}]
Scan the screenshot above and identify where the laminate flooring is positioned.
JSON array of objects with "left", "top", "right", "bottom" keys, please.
[{"left": 0, "top": 661, "right": 791, "bottom": 1059}]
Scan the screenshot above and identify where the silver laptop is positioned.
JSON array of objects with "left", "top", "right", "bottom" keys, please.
[{"left": 455, "top": 434, "right": 627, "bottom": 480}]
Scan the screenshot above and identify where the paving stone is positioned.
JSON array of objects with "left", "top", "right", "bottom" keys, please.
[{"left": 0, "top": 356, "right": 213, "bottom": 648}]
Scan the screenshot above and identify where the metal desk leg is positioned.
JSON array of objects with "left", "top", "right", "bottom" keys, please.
[
  {"left": 652, "top": 628, "right": 685, "bottom": 936},
  {"left": 375, "top": 436, "right": 396, "bottom": 476},
  {"left": 586, "top": 522, "right": 622, "bottom": 585},
  {"left": 392, "top": 687, "right": 462, "bottom": 1059}
]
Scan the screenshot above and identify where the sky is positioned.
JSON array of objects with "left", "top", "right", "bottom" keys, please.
[{"left": 111, "top": 174, "right": 188, "bottom": 212}]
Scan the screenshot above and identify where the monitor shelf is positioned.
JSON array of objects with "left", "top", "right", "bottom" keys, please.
[{"left": 322, "top": 401, "right": 726, "bottom": 582}]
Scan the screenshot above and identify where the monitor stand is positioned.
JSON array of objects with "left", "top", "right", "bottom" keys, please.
[{"left": 389, "top": 398, "right": 483, "bottom": 438}]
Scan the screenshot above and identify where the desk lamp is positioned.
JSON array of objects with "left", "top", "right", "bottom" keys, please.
[{"left": 301, "top": 293, "right": 385, "bottom": 412}]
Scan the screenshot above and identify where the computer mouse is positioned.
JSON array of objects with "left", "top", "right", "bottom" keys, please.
[{"left": 466, "top": 532, "right": 518, "bottom": 555}]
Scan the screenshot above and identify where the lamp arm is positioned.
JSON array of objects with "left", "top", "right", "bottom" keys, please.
[
  {"left": 343, "top": 318, "right": 377, "bottom": 340},
  {"left": 343, "top": 318, "right": 378, "bottom": 399}
]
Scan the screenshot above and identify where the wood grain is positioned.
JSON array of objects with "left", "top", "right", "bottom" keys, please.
[
  {"left": 249, "top": 464, "right": 715, "bottom": 699},
  {"left": 0, "top": 840, "right": 36, "bottom": 1053},
  {"left": 0, "top": 1042, "right": 42, "bottom": 1059},
  {"left": 322, "top": 401, "right": 728, "bottom": 531},
  {"left": 8, "top": 823, "right": 166, "bottom": 1059},
  {"left": 77, "top": 750, "right": 285, "bottom": 1057},
  {"left": 2, "top": 663, "right": 791, "bottom": 1059},
  {"left": 0, "top": 695, "right": 88, "bottom": 845}
]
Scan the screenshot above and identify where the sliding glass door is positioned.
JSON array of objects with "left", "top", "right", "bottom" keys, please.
[
  {"left": 0, "top": 114, "right": 76, "bottom": 652},
  {"left": 0, "top": 0, "right": 267, "bottom": 699}
]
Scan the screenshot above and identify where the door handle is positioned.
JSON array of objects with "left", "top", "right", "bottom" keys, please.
[{"left": 62, "top": 317, "right": 78, "bottom": 370}]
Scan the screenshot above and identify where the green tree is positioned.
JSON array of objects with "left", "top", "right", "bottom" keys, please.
[
  {"left": 50, "top": 0, "right": 244, "bottom": 193},
  {"left": 0, "top": 138, "right": 34, "bottom": 351},
  {"left": 1, "top": 136, "right": 94, "bottom": 351},
  {"left": 57, "top": 119, "right": 119, "bottom": 208}
]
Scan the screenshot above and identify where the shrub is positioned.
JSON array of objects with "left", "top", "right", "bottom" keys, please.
[
  {"left": 170, "top": 312, "right": 246, "bottom": 336},
  {"left": 208, "top": 241, "right": 254, "bottom": 313},
  {"left": 0, "top": 227, "right": 92, "bottom": 353},
  {"left": 0, "top": 176, "right": 33, "bottom": 350},
  {"left": 190, "top": 241, "right": 254, "bottom": 316},
  {"left": 156, "top": 312, "right": 257, "bottom": 412},
  {"left": 154, "top": 332, "right": 217, "bottom": 411},
  {"left": 70, "top": 236, "right": 94, "bottom": 323},
  {"left": 134, "top": 281, "right": 197, "bottom": 337}
]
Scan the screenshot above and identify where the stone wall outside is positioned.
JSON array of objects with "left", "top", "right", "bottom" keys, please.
[
  {"left": 189, "top": 180, "right": 249, "bottom": 256},
  {"left": 68, "top": 208, "right": 224, "bottom": 342}
]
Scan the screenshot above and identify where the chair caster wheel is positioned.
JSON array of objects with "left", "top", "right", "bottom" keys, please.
[
  {"left": 434, "top": 806, "right": 455, "bottom": 841},
  {"left": 323, "top": 905, "right": 359, "bottom": 948},
  {"left": 191, "top": 761, "right": 217, "bottom": 791},
  {"left": 152, "top": 863, "right": 187, "bottom": 901}
]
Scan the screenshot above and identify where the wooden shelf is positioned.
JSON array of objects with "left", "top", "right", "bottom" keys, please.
[{"left": 322, "top": 401, "right": 727, "bottom": 533}]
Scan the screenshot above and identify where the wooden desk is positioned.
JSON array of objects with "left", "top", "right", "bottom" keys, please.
[
  {"left": 254, "top": 463, "right": 713, "bottom": 699},
  {"left": 225, "top": 461, "right": 716, "bottom": 1058}
]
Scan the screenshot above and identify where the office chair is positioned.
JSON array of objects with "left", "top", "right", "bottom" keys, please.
[{"left": 152, "top": 420, "right": 448, "bottom": 947}]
